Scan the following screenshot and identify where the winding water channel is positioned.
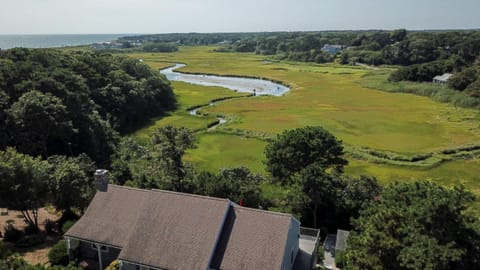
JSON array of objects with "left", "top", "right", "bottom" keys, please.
[{"left": 160, "top": 64, "right": 290, "bottom": 128}]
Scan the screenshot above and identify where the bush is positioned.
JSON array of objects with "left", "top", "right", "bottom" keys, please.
[
  {"left": 3, "top": 224, "right": 24, "bottom": 243},
  {"left": 105, "top": 260, "right": 120, "bottom": 270},
  {"left": 24, "top": 224, "right": 40, "bottom": 235},
  {"left": 61, "top": 220, "right": 76, "bottom": 234},
  {"left": 14, "top": 234, "right": 46, "bottom": 248},
  {"left": 48, "top": 240, "right": 69, "bottom": 266},
  {"left": 45, "top": 219, "right": 57, "bottom": 234},
  {"left": 58, "top": 210, "right": 79, "bottom": 225},
  {"left": 0, "top": 241, "right": 12, "bottom": 260},
  {"left": 335, "top": 250, "right": 346, "bottom": 268}
]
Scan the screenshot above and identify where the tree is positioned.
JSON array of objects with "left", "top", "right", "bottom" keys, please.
[
  {"left": 48, "top": 154, "right": 95, "bottom": 213},
  {"left": 8, "top": 90, "right": 75, "bottom": 158},
  {"left": 0, "top": 90, "right": 10, "bottom": 149},
  {"left": 265, "top": 126, "right": 349, "bottom": 228},
  {"left": 336, "top": 175, "right": 381, "bottom": 228},
  {"left": 448, "top": 67, "right": 478, "bottom": 90},
  {"left": 390, "top": 29, "right": 407, "bottom": 42},
  {"left": 344, "top": 182, "right": 480, "bottom": 270},
  {"left": 150, "top": 126, "right": 195, "bottom": 192},
  {"left": 0, "top": 148, "right": 51, "bottom": 231},
  {"left": 194, "top": 167, "right": 265, "bottom": 208},
  {"left": 265, "top": 126, "right": 347, "bottom": 182},
  {"left": 292, "top": 163, "right": 344, "bottom": 228}
]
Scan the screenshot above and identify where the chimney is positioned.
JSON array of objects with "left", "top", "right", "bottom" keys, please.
[{"left": 94, "top": 169, "right": 109, "bottom": 192}]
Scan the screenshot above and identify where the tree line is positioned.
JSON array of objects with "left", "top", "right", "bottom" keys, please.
[
  {"left": 0, "top": 48, "right": 176, "bottom": 166},
  {"left": 119, "top": 31, "right": 480, "bottom": 96}
]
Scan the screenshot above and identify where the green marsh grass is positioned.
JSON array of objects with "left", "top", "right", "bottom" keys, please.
[{"left": 128, "top": 47, "right": 480, "bottom": 200}]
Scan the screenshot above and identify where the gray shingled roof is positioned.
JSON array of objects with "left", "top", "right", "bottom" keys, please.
[
  {"left": 118, "top": 190, "right": 229, "bottom": 270},
  {"left": 65, "top": 185, "right": 294, "bottom": 270},
  {"left": 211, "top": 205, "right": 292, "bottom": 270},
  {"left": 65, "top": 185, "right": 148, "bottom": 247}
]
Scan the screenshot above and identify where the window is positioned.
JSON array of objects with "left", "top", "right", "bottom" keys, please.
[{"left": 90, "top": 243, "right": 109, "bottom": 252}]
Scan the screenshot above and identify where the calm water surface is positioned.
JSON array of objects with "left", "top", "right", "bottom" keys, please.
[{"left": 0, "top": 34, "right": 128, "bottom": 49}]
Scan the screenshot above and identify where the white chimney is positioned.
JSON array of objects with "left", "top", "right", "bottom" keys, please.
[{"left": 94, "top": 169, "right": 109, "bottom": 192}]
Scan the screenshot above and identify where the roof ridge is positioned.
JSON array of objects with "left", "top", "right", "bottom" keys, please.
[
  {"left": 151, "top": 188, "right": 229, "bottom": 203},
  {"left": 109, "top": 184, "right": 149, "bottom": 192},
  {"left": 233, "top": 204, "right": 293, "bottom": 218}
]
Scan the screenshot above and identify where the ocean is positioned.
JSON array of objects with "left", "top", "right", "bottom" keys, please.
[{"left": 0, "top": 34, "right": 130, "bottom": 49}]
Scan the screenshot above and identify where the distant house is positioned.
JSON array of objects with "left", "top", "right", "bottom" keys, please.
[
  {"left": 321, "top": 44, "right": 344, "bottom": 54},
  {"left": 65, "top": 170, "right": 320, "bottom": 270},
  {"left": 433, "top": 73, "right": 453, "bottom": 84}
]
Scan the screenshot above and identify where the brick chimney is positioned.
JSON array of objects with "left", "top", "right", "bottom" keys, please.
[{"left": 94, "top": 169, "right": 109, "bottom": 192}]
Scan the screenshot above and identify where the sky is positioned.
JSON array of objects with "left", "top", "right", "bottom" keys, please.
[{"left": 0, "top": 0, "right": 479, "bottom": 34}]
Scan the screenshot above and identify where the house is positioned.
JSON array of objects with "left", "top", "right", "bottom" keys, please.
[
  {"left": 433, "top": 73, "right": 453, "bottom": 84},
  {"left": 321, "top": 44, "right": 344, "bottom": 54},
  {"left": 64, "top": 170, "right": 320, "bottom": 270}
]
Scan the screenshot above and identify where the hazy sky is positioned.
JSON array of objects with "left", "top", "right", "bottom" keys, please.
[{"left": 1, "top": 0, "right": 479, "bottom": 34}]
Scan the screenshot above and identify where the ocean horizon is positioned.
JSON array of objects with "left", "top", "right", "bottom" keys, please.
[{"left": 0, "top": 34, "right": 133, "bottom": 49}]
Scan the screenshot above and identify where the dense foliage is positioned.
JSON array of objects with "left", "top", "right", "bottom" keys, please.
[
  {"left": 0, "top": 48, "right": 175, "bottom": 165},
  {"left": 265, "top": 126, "right": 348, "bottom": 181},
  {"left": 48, "top": 240, "right": 69, "bottom": 266},
  {"left": 195, "top": 167, "right": 265, "bottom": 207},
  {"left": 0, "top": 148, "right": 51, "bottom": 230},
  {"left": 0, "top": 148, "right": 93, "bottom": 231},
  {"left": 265, "top": 126, "right": 380, "bottom": 229},
  {"left": 344, "top": 182, "right": 480, "bottom": 270}
]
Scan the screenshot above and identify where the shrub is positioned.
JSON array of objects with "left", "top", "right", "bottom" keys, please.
[
  {"left": 45, "top": 219, "right": 57, "bottom": 234},
  {"left": 59, "top": 210, "right": 79, "bottom": 226},
  {"left": 335, "top": 250, "right": 346, "bottom": 268},
  {"left": 14, "top": 234, "right": 46, "bottom": 248},
  {"left": 3, "top": 224, "right": 24, "bottom": 243},
  {"left": 105, "top": 260, "right": 120, "bottom": 270},
  {"left": 24, "top": 224, "right": 40, "bottom": 235},
  {"left": 0, "top": 241, "right": 12, "bottom": 260},
  {"left": 61, "top": 220, "right": 76, "bottom": 234},
  {"left": 48, "top": 240, "right": 69, "bottom": 266}
]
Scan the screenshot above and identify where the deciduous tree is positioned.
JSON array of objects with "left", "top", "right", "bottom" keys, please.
[
  {"left": 344, "top": 182, "right": 480, "bottom": 270},
  {"left": 265, "top": 126, "right": 347, "bottom": 182},
  {"left": 0, "top": 148, "right": 51, "bottom": 231}
]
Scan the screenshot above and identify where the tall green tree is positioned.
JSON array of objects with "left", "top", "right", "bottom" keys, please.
[
  {"left": 291, "top": 163, "right": 344, "bottom": 228},
  {"left": 195, "top": 167, "right": 264, "bottom": 207},
  {"left": 8, "top": 90, "right": 75, "bottom": 158},
  {"left": 0, "top": 148, "right": 51, "bottom": 231},
  {"left": 265, "top": 126, "right": 348, "bottom": 228},
  {"left": 48, "top": 154, "right": 95, "bottom": 213},
  {"left": 150, "top": 126, "right": 195, "bottom": 192},
  {"left": 264, "top": 126, "right": 347, "bottom": 182},
  {"left": 344, "top": 182, "right": 480, "bottom": 270}
]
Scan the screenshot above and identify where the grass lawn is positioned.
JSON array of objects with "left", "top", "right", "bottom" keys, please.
[{"left": 128, "top": 46, "right": 480, "bottom": 198}]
